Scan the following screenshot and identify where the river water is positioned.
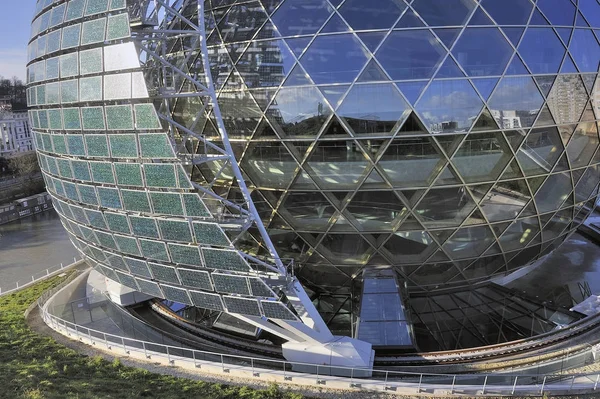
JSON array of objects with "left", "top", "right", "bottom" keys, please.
[{"left": 0, "top": 209, "right": 79, "bottom": 289}]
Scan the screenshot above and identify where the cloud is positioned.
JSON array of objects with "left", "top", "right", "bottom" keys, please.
[{"left": 0, "top": 49, "right": 27, "bottom": 81}]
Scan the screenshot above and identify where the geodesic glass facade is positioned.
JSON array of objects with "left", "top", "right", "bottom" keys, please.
[{"left": 195, "top": 0, "right": 600, "bottom": 294}]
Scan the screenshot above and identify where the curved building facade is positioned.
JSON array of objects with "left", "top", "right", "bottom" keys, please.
[{"left": 27, "top": 0, "right": 600, "bottom": 353}]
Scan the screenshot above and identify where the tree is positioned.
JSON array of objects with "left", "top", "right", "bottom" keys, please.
[{"left": 8, "top": 152, "right": 43, "bottom": 194}]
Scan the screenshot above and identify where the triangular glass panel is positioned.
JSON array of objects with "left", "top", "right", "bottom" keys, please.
[
  {"left": 501, "top": 27, "right": 525, "bottom": 46},
  {"left": 380, "top": 137, "right": 441, "bottom": 187},
  {"left": 433, "top": 163, "right": 461, "bottom": 186},
  {"left": 241, "top": 141, "right": 297, "bottom": 187},
  {"left": 471, "top": 78, "right": 498, "bottom": 100},
  {"left": 547, "top": 75, "right": 587, "bottom": 124},
  {"left": 416, "top": 80, "right": 484, "bottom": 133},
  {"left": 582, "top": 74, "right": 597, "bottom": 95},
  {"left": 357, "top": 32, "right": 387, "bottom": 53},
  {"left": 271, "top": 0, "right": 333, "bottom": 37},
  {"left": 468, "top": 184, "right": 492, "bottom": 203},
  {"left": 505, "top": 54, "right": 529, "bottom": 75},
  {"left": 398, "top": 190, "right": 425, "bottom": 207},
  {"left": 225, "top": 43, "right": 250, "bottom": 65},
  {"left": 500, "top": 159, "right": 525, "bottom": 179},
  {"left": 527, "top": 177, "right": 546, "bottom": 194},
  {"left": 430, "top": 229, "right": 455, "bottom": 245},
  {"left": 481, "top": 180, "right": 529, "bottom": 222},
  {"left": 364, "top": 168, "right": 387, "bottom": 186},
  {"left": 433, "top": 28, "right": 462, "bottom": 49},
  {"left": 560, "top": 54, "right": 578, "bottom": 73},
  {"left": 319, "top": 85, "right": 349, "bottom": 109},
  {"left": 558, "top": 125, "right": 576, "bottom": 146},
  {"left": 427, "top": 250, "right": 450, "bottom": 262},
  {"left": 321, "top": 115, "right": 351, "bottom": 137},
  {"left": 567, "top": 121, "right": 599, "bottom": 168},
  {"left": 397, "top": 112, "right": 428, "bottom": 135},
  {"left": 581, "top": 101, "right": 596, "bottom": 122},
  {"left": 396, "top": 81, "right": 428, "bottom": 105},
  {"left": 321, "top": 13, "right": 350, "bottom": 33},
  {"left": 443, "top": 225, "right": 496, "bottom": 258},
  {"left": 530, "top": 8, "right": 549, "bottom": 25},
  {"left": 267, "top": 86, "right": 331, "bottom": 137},
  {"left": 283, "top": 64, "right": 313, "bottom": 86},
  {"left": 491, "top": 222, "right": 511, "bottom": 237},
  {"left": 555, "top": 28, "right": 572, "bottom": 44},
  {"left": 357, "top": 60, "right": 389, "bottom": 82},
  {"left": 285, "top": 37, "right": 312, "bottom": 58},
  {"left": 436, "top": 56, "right": 465, "bottom": 78},
  {"left": 553, "top": 153, "right": 569, "bottom": 172},
  {"left": 396, "top": 9, "right": 424, "bottom": 28},
  {"left": 346, "top": 191, "right": 406, "bottom": 230},
  {"left": 468, "top": 7, "right": 493, "bottom": 25},
  {"left": 337, "top": 83, "right": 410, "bottom": 136},
  {"left": 254, "top": 20, "right": 281, "bottom": 40},
  {"left": 576, "top": 11, "right": 590, "bottom": 27},
  {"left": 434, "top": 135, "right": 464, "bottom": 157},
  {"left": 397, "top": 213, "right": 425, "bottom": 230},
  {"left": 482, "top": 244, "right": 503, "bottom": 257},
  {"left": 534, "top": 105, "right": 555, "bottom": 127},
  {"left": 534, "top": 75, "right": 555, "bottom": 98},
  {"left": 464, "top": 209, "right": 487, "bottom": 225},
  {"left": 396, "top": 9, "right": 425, "bottom": 28},
  {"left": 454, "top": 132, "right": 512, "bottom": 182},
  {"left": 488, "top": 77, "right": 544, "bottom": 129},
  {"left": 519, "top": 201, "right": 538, "bottom": 217},
  {"left": 472, "top": 108, "right": 500, "bottom": 131}
]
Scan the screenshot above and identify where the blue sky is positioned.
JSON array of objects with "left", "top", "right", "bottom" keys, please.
[{"left": 0, "top": 2, "right": 36, "bottom": 81}]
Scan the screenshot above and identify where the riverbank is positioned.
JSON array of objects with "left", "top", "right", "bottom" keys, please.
[{"left": 0, "top": 192, "right": 53, "bottom": 225}]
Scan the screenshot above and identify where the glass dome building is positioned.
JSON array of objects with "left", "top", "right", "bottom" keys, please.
[{"left": 27, "top": 0, "right": 600, "bottom": 354}]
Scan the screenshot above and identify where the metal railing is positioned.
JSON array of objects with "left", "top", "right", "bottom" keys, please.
[
  {"left": 36, "top": 278, "right": 600, "bottom": 397},
  {"left": 0, "top": 257, "right": 81, "bottom": 297}
]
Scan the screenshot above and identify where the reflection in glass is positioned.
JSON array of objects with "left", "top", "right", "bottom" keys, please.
[
  {"left": 300, "top": 34, "right": 369, "bottom": 84},
  {"left": 566, "top": 122, "right": 599, "bottom": 168},
  {"left": 337, "top": 84, "right": 410, "bottom": 135},
  {"left": 534, "top": 173, "right": 572, "bottom": 213},
  {"left": 480, "top": 180, "right": 531, "bottom": 222},
  {"left": 481, "top": 0, "right": 533, "bottom": 25},
  {"left": 266, "top": 86, "right": 330, "bottom": 137},
  {"left": 453, "top": 28, "right": 512, "bottom": 76},
  {"left": 270, "top": 0, "right": 332, "bottom": 36},
  {"left": 569, "top": 29, "right": 600, "bottom": 73},
  {"left": 412, "top": 0, "right": 475, "bottom": 26},
  {"left": 379, "top": 138, "right": 442, "bottom": 187},
  {"left": 518, "top": 28, "right": 565, "bottom": 74},
  {"left": 339, "top": 0, "right": 407, "bottom": 30},
  {"left": 415, "top": 187, "right": 476, "bottom": 227},
  {"left": 488, "top": 77, "right": 544, "bottom": 129},
  {"left": 376, "top": 30, "right": 446, "bottom": 80},
  {"left": 452, "top": 132, "right": 512, "bottom": 183},
  {"left": 416, "top": 79, "right": 483, "bottom": 133}
]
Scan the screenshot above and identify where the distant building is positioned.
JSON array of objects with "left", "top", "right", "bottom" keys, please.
[{"left": 0, "top": 110, "right": 33, "bottom": 156}]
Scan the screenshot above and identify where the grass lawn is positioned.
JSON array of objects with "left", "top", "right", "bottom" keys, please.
[{"left": 0, "top": 274, "right": 304, "bottom": 399}]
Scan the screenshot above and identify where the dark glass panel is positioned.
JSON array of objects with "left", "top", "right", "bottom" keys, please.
[
  {"left": 488, "top": 77, "right": 543, "bottom": 129},
  {"left": 518, "top": 127, "right": 564, "bottom": 174},
  {"left": 452, "top": 132, "right": 512, "bottom": 183},
  {"left": 472, "top": 108, "right": 500, "bottom": 131},
  {"left": 383, "top": 230, "right": 437, "bottom": 263},
  {"left": 518, "top": 28, "right": 565, "bottom": 74},
  {"left": 376, "top": 30, "right": 446, "bottom": 80},
  {"left": 453, "top": 28, "right": 513, "bottom": 76},
  {"left": 300, "top": 34, "right": 369, "bottom": 84},
  {"left": 534, "top": 75, "right": 555, "bottom": 98},
  {"left": 480, "top": 180, "right": 531, "bottom": 222},
  {"left": 443, "top": 225, "right": 495, "bottom": 259},
  {"left": 505, "top": 55, "right": 529, "bottom": 75},
  {"left": 266, "top": 86, "right": 330, "bottom": 137},
  {"left": 534, "top": 173, "right": 573, "bottom": 213},
  {"left": 569, "top": 29, "right": 600, "bottom": 73},
  {"left": 318, "top": 234, "right": 373, "bottom": 264},
  {"left": 415, "top": 187, "right": 477, "bottom": 228},
  {"left": 280, "top": 192, "right": 335, "bottom": 230},
  {"left": 411, "top": 0, "right": 476, "bottom": 26},
  {"left": 337, "top": 83, "right": 410, "bottom": 135},
  {"left": 339, "top": 0, "right": 407, "bottom": 30},
  {"left": 346, "top": 191, "right": 407, "bottom": 230},
  {"left": 357, "top": 60, "right": 389, "bottom": 82},
  {"left": 499, "top": 217, "right": 539, "bottom": 251},
  {"left": 270, "top": 0, "right": 332, "bottom": 36},
  {"left": 547, "top": 74, "right": 587, "bottom": 124},
  {"left": 379, "top": 137, "right": 442, "bottom": 187},
  {"left": 542, "top": 208, "right": 571, "bottom": 241},
  {"left": 567, "top": 122, "right": 599, "bottom": 168},
  {"left": 575, "top": 165, "right": 600, "bottom": 202},
  {"left": 481, "top": 0, "right": 533, "bottom": 25},
  {"left": 415, "top": 79, "right": 484, "bottom": 133},
  {"left": 536, "top": 0, "right": 576, "bottom": 26}
]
